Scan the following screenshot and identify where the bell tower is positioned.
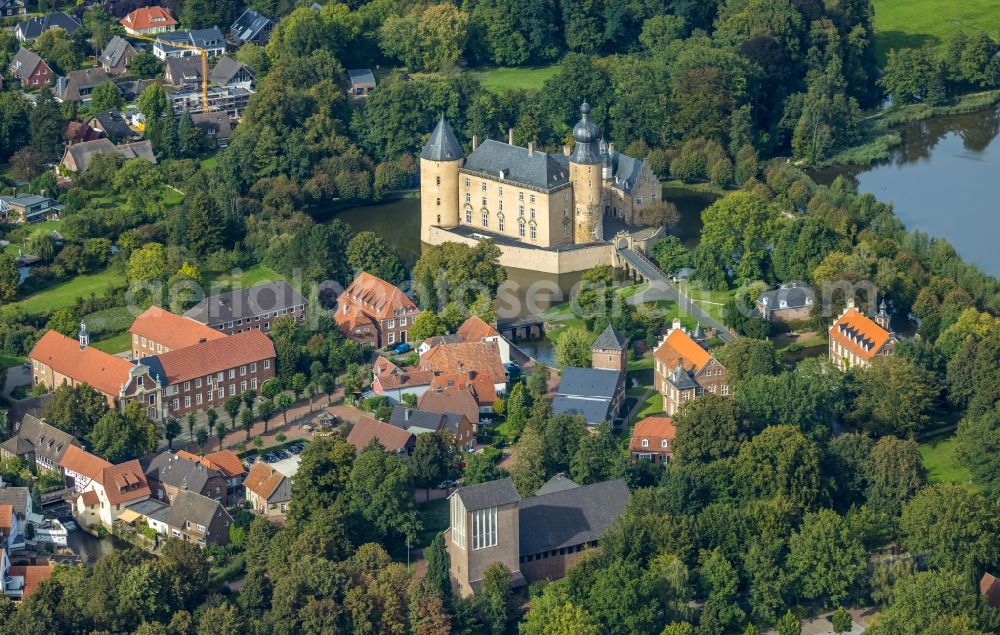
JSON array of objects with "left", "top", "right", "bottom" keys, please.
[
  {"left": 420, "top": 116, "right": 464, "bottom": 243},
  {"left": 568, "top": 102, "right": 603, "bottom": 244}
]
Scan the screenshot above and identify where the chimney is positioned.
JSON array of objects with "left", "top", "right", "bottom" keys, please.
[
  {"left": 508, "top": 128, "right": 514, "bottom": 145},
  {"left": 608, "top": 143, "right": 614, "bottom": 154},
  {"left": 405, "top": 409, "right": 411, "bottom": 422},
  {"left": 528, "top": 142, "right": 534, "bottom": 156},
  {"left": 472, "top": 135, "right": 477, "bottom": 151},
  {"left": 671, "top": 317, "right": 681, "bottom": 332},
  {"left": 563, "top": 145, "right": 571, "bottom": 156}
]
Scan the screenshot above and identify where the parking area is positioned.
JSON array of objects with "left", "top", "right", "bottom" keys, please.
[{"left": 245, "top": 442, "right": 306, "bottom": 478}]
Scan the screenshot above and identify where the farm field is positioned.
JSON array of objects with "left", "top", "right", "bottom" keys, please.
[{"left": 873, "top": 0, "right": 1000, "bottom": 62}]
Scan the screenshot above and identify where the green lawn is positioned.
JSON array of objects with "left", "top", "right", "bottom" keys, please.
[
  {"left": 3, "top": 220, "right": 64, "bottom": 256},
  {"left": 10, "top": 268, "right": 126, "bottom": 316},
  {"left": 203, "top": 264, "right": 286, "bottom": 290},
  {"left": 633, "top": 390, "right": 664, "bottom": 421},
  {"left": 200, "top": 154, "right": 219, "bottom": 170},
  {"left": 627, "top": 355, "right": 654, "bottom": 371},
  {"left": 91, "top": 332, "right": 132, "bottom": 355},
  {"left": 0, "top": 354, "right": 24, "bottom": 370},
  {"left": 919, "top": 434, "right": 976, "bottom": 489},
  {"left": 415, "top": 498, "right": 449, "bottom": 551},
  {"left": 471, "top": 65, "right": 559, "bottom": 93},
  {"left": 873, "top": 0, "right": 1000, "bottom": 62}
]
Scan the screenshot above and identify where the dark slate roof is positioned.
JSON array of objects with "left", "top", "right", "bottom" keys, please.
[
  {"left": 144, "top": 451, "right": 218, "bottom": 493},
  {"left": 388, "top": 405, "right": 465, "bottom": 437},
  {"left": 229, "top": 8, "right": 273, "bottom": 43},
  {"left": 551, "top": 395, "right": 612, "bottom": 425},
  {"left": 167, "top": 489, "right": 230, "bottom": 529},
  {"left": 0, "top": 487, "right": 31, "bottom": 519},
  {"left": 463, "top": 140, "right": 570, "bottom": 191},
  {"left": 535, "top": 473, "right": 579, "bottom": 496},
  {"left": 184, "top": 281, "right": 306, "bottom": 325},
  {"left": 98, "top": 35, "right": 133, "bottom": 68},
  {"left": 16, "top": 12, "right": 81, "bottom": 40},
  {"left": 156, "top": 27, "right": 225, "bottom": 53},
  {"left": 8, "top": 47, "right": 46, "bottom": 80},
  {"left": 89, "top": 110, "right": 131, "bottom": 141},
  {"left": 1, "top": 412, "right": 76, "bottom": 466},
  {"left": 421, "top": 116, "right": 463, "bottom": 162},
  {"left": 518, "top": 478, "right": 630, "bottom": 556},
  {"left": 557, "top": 367, "right": 620, "bottom": 399},
  {"left": 191, "top": 112, "right": 233, "bottom": 139},
  {"left": 126, "top": 497, "right": 171, "bottom": 523},
  {"left": 454, "top": 477, "right": 520, "bottom": 511},
  {"left": 348, "top": 68, "right": 376, "bottom": 86},
  {"left": 605, "top": 149, "right": 645, "bottom": 194},
  {"left": 165, "top": 57, "right": 203, "bottom": 84},
  {"left": 592, "top": 324, "right": 627, "bottom": 351},
  {"left": 758, "top": 283, "right": 815, "bottom": 311},
  {"left": 58, "top": 68, "right": 115, "bottom": 102},
  {"left": 666, "top": 365, "right": 698, "bottom": 390},
  {"left": 209, "top": 56, "right": 251, "bottom": 86}
]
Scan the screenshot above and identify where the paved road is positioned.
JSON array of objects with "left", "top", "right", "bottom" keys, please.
[{"left": 619, "top": 248, "right": 735, "bottom": 342}]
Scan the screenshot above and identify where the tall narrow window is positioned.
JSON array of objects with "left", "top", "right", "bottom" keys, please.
[
  {"left": 498, "top": 216, "right": 505, "bottom": 232},
  {"left": 450, "top": 496, "right": 466, "bottom": 548},
  {"left": 518, "top": 221, "right": 525, "bottom": 237},
  {"left": 482, "top": 212, "right": 489, "bottom": 227},
  {"left": 465, "top": 208, "right": 471, "bottom": 223},
  {"left": 530, "top": 225, "right": 537, "bottom": 240},
  {"left": 436, "top": 176, "right": 440, "bottom": 185},
  {"left": 472, "top": 506, "right": 498, "bottom": 550}
]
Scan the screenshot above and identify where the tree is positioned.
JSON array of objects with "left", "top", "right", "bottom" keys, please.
[
  {"left": 850, "top": 356, "right": 938, "bottom": 436},
  {"left": 0, "top": 255, "right": 16, "bottom": 305},
  {"left": 694, "top": 191, "right": 779, "bottom": 287},
  {"left": 777, "top": 610, "right": 801, "bottom": 635},
  {"left": 509, "top": 427, "right": 546, "bottom": 496},
  {"left": 88, "top": 402, "right": 159, "bottom": 462},
  {"left": 831, "top": 607, "right": 852, "bottom": 634},
  {"left": 410, "top": 432, "right": 460, "bottom": 498},
  {"left": 257, "top": 399, "right": 276, "bottom": 434},
  {"left": 291, "top": 372, "right": 307, "bottom": 401},
  {"left": 186, "top": 413, "right": 196, "bottom": 443},
  {"left": 288, "top": 436, "right": 355, "bottom": 526},
  {"left": 28, "top": 89, "right": 63, "bottom": 160},
  {"left": 866, "top": 436, "right": 926, "bottom": 518},
  {"left": 412, "top": 240, "right": 507, "bottom": 307},
  {"left": 522, "top": 583, "right": 601, "bottom": 635},
  {"left": 476, "top": 562, "right": 511, "bottom": 634},
  {"left": 570, "top": 422, "right": 624, "bottom": 485},
  {"left": 543, "top": 413, "right": 587, "bottom": 475},
  {"left": 164, "top": 418, "right": 181, "bottom": 451},
  {"left": 240, "top": 410, "right": 253, "bottom": 440},
  {"left": 183, "top": 192, "right": 224, "bottom": 259},
  {"left": 42, "top": 383, "right": 109, "bottom": 438},
  {"left": 195, "top": 426, "right": 209, "bottom": 449},
  {"left": 89, "top": 82, "right": 124, "bottom": 112},
  {"left": 409, "top": 311, "right": 447, "bottom": 342},
  {"left": 242, "top": 389, "right": 257, "bottom": 419},
  {"left": 423, "top": 532, "right": 451, "bottom": 600},
  {"left": 555, "top": 327, "right": 592, "bottom": 368},
  {"left": 673, "top": 396, "right": 753, "bottom": 464},
  {"left": 346, "top": 231, "right": 407, "bottom": 285},
  {"left": 699, "top": 549, "right": 746, "bottom": 633},
  {"left": 955, "top": 411, "right": 1000, "bottom": 493},
  {"left": 879, "top": 45, "right": 945, "bottom": 105},
  {"left": 873, "top": 570, "right": 992, "bottom": 635},
  {"left": 651, "top": 236, "right": 691, "bottom": 275},
  {"left": 206, "top": 408, "right": 218, "bottom": 437},
  {"left": 786, "top": 509, "right": 867, "bottom": 606},
  {"left": 0, "top": 93, "right": 32, "bottom": 163},
  {"left": 899, "top": 483, "right": 1000, "bottom": 576},
  {"left": 224, "top": 396, "right": 242, "bottom": 430},
  {"left": 381, "top": 4, "right": 470, "bottom": 71},
  {"left": 196, "top": 602, "right": 244, "bottom": 635},
  {"left": 127, "top": 243, "right": 167, "bottom": 285},
  {"left": 348, "top": 440, "right": 420, "bottom": 548},
  {"left": 275, "top": 393, "right": 294, "bottom": 426},
  {"left": 735, "top": 425, "right": 823, "bottom": 509},
  {"left": 716, "top": 338, "right": 777, "bottom": 383},
  {"left": 792, "top": 59, "right": 860, "bottom": 163}
]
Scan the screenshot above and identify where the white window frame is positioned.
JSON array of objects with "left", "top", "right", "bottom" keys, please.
[{"left": 472, "top": 506, "right": 498, "bottom": 550}]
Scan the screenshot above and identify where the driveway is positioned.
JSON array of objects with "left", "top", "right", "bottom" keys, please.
[
  {"left": 763, "top": 608, "right": 873, "bottom": 635},
  {"left": 2, "top": 365, "right": 30, "bottom": 401}
]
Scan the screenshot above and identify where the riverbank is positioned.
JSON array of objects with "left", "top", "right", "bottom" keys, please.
[{"left": 817, "top": 90, "right": 1000, "bottom": 168}]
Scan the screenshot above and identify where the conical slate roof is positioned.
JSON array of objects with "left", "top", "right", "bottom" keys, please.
[
  {"left": 420, "top": 116, "right": 463, "bottom": 161},
  {"left": 592, "top": 323, "right": 627, "bottom": 351}
]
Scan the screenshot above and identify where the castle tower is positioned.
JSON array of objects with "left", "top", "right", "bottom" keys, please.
[
  {"left": 569, "top": 102, "right": 604, "bottom": 244},
  {"left": 420, "top": 116, "right": 464, "bottom": 244},
  {"left": 78, "top": 322, "right": 89, "bottom": 349},
  {"left": 874, "top": 298, "right": 891, "bottom": 330}
]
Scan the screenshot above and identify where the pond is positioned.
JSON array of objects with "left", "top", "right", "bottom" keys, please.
[{"left": 811, "top": 104, "right": 1000, "bottom": 277}]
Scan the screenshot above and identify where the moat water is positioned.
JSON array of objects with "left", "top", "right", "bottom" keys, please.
[{"left": 811, "top": 104, "right": 1000, "bottom": 277}]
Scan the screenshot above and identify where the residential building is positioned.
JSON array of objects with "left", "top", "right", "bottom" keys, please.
[
  {"left": 244, "top": 461, "right": 291, "bottom": 518},
  {"left": 757, "top": 283, "right": 815, "bottom": 323},
  {"left": 446, "top": 477, "right": 630, "bottom": 597},
  {"left": 0, "top": 505, "right": 19, "bottom": 551},
  {"left": 0, "top": 487, "right": 33, "bottom": 534},
  {"left": 143, "top": 451, "right": 229, "bottom": 505},
  {"left": 61, "top": 446, "right": 151, "bottom": 530},
  {"left": 371, "top": 356, "right": 433, "bottom": 403},
  {"left": 228, "top": 8, "right": 274, "bottom": 46},
  {"left": 427, "top": 370, "right": 498, "bottom": 414},
  {"left": 164, "top": 490, "right": 231, "bottom": 547},
  {"left": 418, "top": 389, "right": 482, "bottom": 430},
  {"left": 420, "top": 103, "right": 659, "bottom": 248},
  {"left": 828, "top": 298, "right": 896, "bottom": 371},
  {"left": 66, "top": 121, "right": 104, "bottom": 144},
  {"left": 347, "top": 68, "right": 376, "bottom": 96},
  {"left": 177, "top": 449, "right": 245, "bottom": 497},
  {"left": 191, "top": 112, "right": 233, "bottom": 147},
  {"left": 59, "top": 138, "right": 156, "bottom": 174},
  {"left": 87, "top": 110, "right": 133, "bottom": 143},
  {"left": 0, "top": 0, "right": 25, "bottom": 17},
  {"left": 121, "top": 6, "right": 178, "bottom": 35},
  {"left": 653, "top": 318, "right": 729, "bottom": 416},
  {"left": 388, "top": 405, "right": 477, "bottom": 452},
  {"left": 164, "top": 56, "right": 204, "bottom": 87},
  {"left": 8, "top": 48, "right": 53, "bottom": 88},
  {"left": 552, "top": 367, "right": 625, "bottom": 426},
  {"left": 129, "top": 305, "right": 227, "bottom": 360},
  {"left": 168, "top": 84, "right": 252, "bottom": 117},
  {"left": 184, "top": 280, "right": 306, "bottom": 334},
  {"left": 418, "top": 334, "right": 463, "bottom": 355},
  {"left": 56, "top": 68, "right": 118, "bottom": 104},
  {"left": 14, "top": 12, "right": 81, "bottom": 42},
  {"left": 152, "top": 28, "right": 226, "bottom": 60},
  {"left": 0, "top": 195, "right": 61, "bottom": 224},
  {"left": 590, "top": 323, "right": 628, "bottom": 373},
  {"left": 140, "top": 329, "right": 276, "bottom": 419},
  {"left": 208, "top": 56, "right": 254, "bottom": 89},
  {"left": 629, "top": 415, "right": 675, "bottom": 464},
  {"left": 455, "top": 316, "right": 512, "bottom": 363},
  {"left": 0, "top": 413, "right": 78, "bottom": 473},
  {"left": 0, "top": 557, "right": 54, "bottom": 601},
  {"left": 335, "top": 272, "right": 421, "bottom": 348},
  {"left": 419, "top": 341, "right": 507, "bottom": 396},
  {"left": 98, "top": 35, "right": 138, "bottom": 75},
  {"left": 981, "top": 572, "right": 1000, "bottom": 611},
  {"left": 346, "top": 416, "right": 416, "bottom": 455},
  {"left": 29, "top": 328, "right": 164, "bottom": 417}
]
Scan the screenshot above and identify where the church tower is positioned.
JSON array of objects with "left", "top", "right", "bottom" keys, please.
[
  {"left": 420, "top": 116, "right": 464, "bottom": 243},
  {"left": 568, "top": 102, "right": 603, "bottom": 244}
]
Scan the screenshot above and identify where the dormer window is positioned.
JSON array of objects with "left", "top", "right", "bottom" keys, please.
[
  {"left": 661, "top": 440, "right": 668, "bottom": 449},
  {"left": 641, "top": 439, "right": 649, "bottom": 448}
]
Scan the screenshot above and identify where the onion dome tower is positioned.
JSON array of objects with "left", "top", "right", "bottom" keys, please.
[{"left": 569, "top": 102, "right": 604, "bottom": 244}]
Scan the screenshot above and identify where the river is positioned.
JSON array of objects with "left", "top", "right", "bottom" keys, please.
[{"left": 811, "top": 104, "right": 1000, "bottom": 277}]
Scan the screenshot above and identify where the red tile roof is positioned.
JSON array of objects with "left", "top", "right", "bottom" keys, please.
[
  {"left": 0, "top": 505, "right": 12, "bottom": 532},
  {"left": 347, "top": 416, "right": 415, "bottom": 453},
  {"left": 80, "top": 490, "right": 99, "bottom": 506},
  {"left": 982, "top": 572, "right": 1000, "bottom": 610},
  {"left": 152, "top": 329, "right": 275, "bottom": 383},
  {"left": 373, "top": 356, "right": 434, "bottom": 391},
  {"left": 629, "top": 415, "right": 676, "bottom": 454},
  {"left": 829, "top": 307, "right": 893, "bottom": 361},
  {"left": 418, "top": 389, "right": 480, "bottom": 425},
  {"left": 244, "top": 461, "right": 285, "bottom": 499},
  {"left": 121, "top": 5, "right": 177, "bottom": 31},
  {"left": 29, "top": 330, "right": 135, "bottom": 397},
  {"left": 456, "top": 316, "right": 501, "bottom": 342},
  {"left": 653, "top": 328, "right": 712, "bottom": 373},
  {"left": 60, "top": 446, "right": 149, "bottom": 505},
  {"left": 61, "top": 444, "right": 112, "bottom": 481},
  {"left": 420, "top": 341, "right": 505, "bottom": 384},
  {"left": 6, "top": 563, "right": 55, "bottom": 599},
  {"left": 130, "top": 306, "right": 226, "bottom": 351},
  {"left": 337, "top": 272, "right": 417, "bottom": 321},
  {"left": 429, "top": 371, "right": 497, "bottom": 405},
  {"left": 200, "top": 450, "right": 246, "bottom": 477}
]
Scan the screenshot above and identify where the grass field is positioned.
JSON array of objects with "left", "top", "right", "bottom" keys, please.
[
  {"left": 0, "top": 354, "right": 24, "bottom": 370},
  {"left": 3, "top": 220, "right": 64, "bottom": 256},
  {"left": 204, "top": 264, "right": 286, "bottom": 290},
  {"left": 10, "top": 268, "right": 126, "bottom": 316},
  {"left": 91, "top": 332, "right": 132, "bottom": 355},
  {"left": 415, "top": 498, "right": 449, "bottom": 551},
  {"left": 633, "top": 390, "right": 664, "bottom": 420},
  {"left": 471, "top": 65, "right": 559, "bottom": 92},
  {"left": 919, "top": 434, "right": 976, "bottom": 489},
  {"left": 873, "top": 0, "right": 1000, "bottom": 62}
]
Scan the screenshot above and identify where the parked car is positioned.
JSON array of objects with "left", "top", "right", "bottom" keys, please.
[
  {"left": 437, "top": 479, "right": 458, "bottom": 490},
  {"left": 263, "top": 453, "right": 277, "bottom": 462},
  {"left": 392, "top": 342, "right": 412, "bottom": 354},
  {"left": 504, "top": 362, "right": 521, "bottom": 381},
  {"left": 273, "top": 449, "right": 290, "bottom": 460},
  {"left": 288, "top": 444, "right": 303, "bottom": 454}
]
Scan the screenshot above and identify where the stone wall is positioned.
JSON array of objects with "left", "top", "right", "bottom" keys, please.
[{"left": 426, "top": 226, "right": 613, "bottom": 275}]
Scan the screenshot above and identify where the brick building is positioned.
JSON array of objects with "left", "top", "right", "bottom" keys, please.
[
  {"left": 828, "top": 298, "right": 896, "bottom": 371},
  {"left": 653, "top": 318, "right": 728, "bottom": 416},
  {"left": 590, "top": 323, "right": 628, "bottom": 373},
  {"left": 129, "top": 305, "right": 227, "bottom": 360},
  {"left": 335, "top": 272, "right": 421, "bottom": 348},
  {"left": 184, "top": 281, "right": 306, "bottom": 335},
  {"left": 143, "top": 451, "right": 230, "bottom": 505},
  {"left": 629, "top": 415, "right": 676, "bottom": 464}
]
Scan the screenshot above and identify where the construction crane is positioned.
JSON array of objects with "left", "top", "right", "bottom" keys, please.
[{"left": 126, "top": 32, "right": 210, "bottom": 113}]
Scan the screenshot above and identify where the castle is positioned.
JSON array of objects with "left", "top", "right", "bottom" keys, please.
[{"left": 419, "top": 103, "right": 660, "bottom": 273}]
